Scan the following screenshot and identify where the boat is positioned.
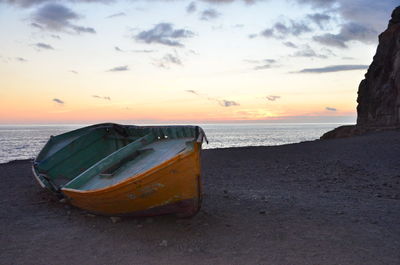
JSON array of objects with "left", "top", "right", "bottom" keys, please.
[{"left": 32, "top": 123, "right": 207, "bottom": 217}]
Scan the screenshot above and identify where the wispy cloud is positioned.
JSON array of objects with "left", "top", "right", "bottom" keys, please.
[
  {"left": 295, "top": 64, "right": 368, "bottom": 73},
  {"left": 283, "top": 41, "right": 298, "bottom": 48},
  {"left": 30, "top": 22, "right": 43, "bottom": 29},
  {"left": 185, "top": 89, "right": 199, "bottom": 95},
  {"left": 155, "top": 52, "right": 183, "bottom": 68},
  {"left": 93, "top": 95, "right": 111, "bottom": 100},
  {"left": 186, "top": 2, "right": 197, "bottom": 13},
  {"left": 15, "top": 57, "right": 27, "bottom": 62},
  {"left": 50, "top": 34, "right": 61, "bottom": 39},
  {"left": 134, "top": 23, "right": 194, "bottom": 47},
  {"left": 70, "top": 25, "right": 95, "bottom": 34},
  {"left": 31, "top": 3, "right": 96, "bottom": 34},
  {"left": 35, "top": 42, "right": 54, "bottom": 50},
  {"left": 115, "top": 46, "right": 155, "bottom": 53},
  {"left": 247, "top": 59, "right": 278, "bottom": 70},
  {"left": 326, "top": 107, "right": 337, "bottom": 111},
  {"left": 261, "top": 20, "right": 312, "bottom": 39},
  {"left": 290, "top": 45, "right": 329, "bottom": 59},
  {"left": 106, "top": 12, "right": 126, "bottom": 19},
  {"left": 307, "top": 13, "right": 331, "bottom": 29},
  {"left": 132, "top": 49, "right": 155, "bottom": 53},
  {"left": 53, "top": 98, "right": 64, "bottom": 104},
  {"left": 219, "top": 100, "right": 239, "bottom": 107},
  {"left": 185, "top": 89, "right": 240, "bottom": 107},
  {"left": 70, "top": 70, "right": 78, "bottom": 74},
  {"left": 266, "top": 95, "right": 281, "bottom": 101},
  {"left": 200, "top": 8, "right": 221, "bottom": 21},
  {"left": 107, "top": 65, "right": 129, "bottom": 72}
]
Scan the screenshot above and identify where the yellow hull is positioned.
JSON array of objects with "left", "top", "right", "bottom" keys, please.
[{"left": 62, "top": 143, "right": 202, "bottom": 217}]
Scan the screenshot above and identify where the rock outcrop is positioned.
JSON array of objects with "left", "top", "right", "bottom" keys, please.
[{"left": 321, "top": 6, "right": 400, "bottom": 139}]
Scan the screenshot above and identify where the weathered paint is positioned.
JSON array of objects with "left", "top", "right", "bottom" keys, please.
[
  {"left": 33, "top": 123, "right": 206, "bottom": 217},
  {"left": 61, "top": 142, "right": 202, "bottom": 217}
]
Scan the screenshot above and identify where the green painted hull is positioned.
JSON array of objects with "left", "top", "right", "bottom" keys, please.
[{"left": 33, "top": 123, "right": 206, "bottom": 193}]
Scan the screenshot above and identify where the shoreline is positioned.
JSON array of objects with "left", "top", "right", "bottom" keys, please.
[
  {"left": 1, "top": 131, "right": 399, "bottom": 264},
  {"left": 0, "top": 138, "right": 323, "bottom": 166}
]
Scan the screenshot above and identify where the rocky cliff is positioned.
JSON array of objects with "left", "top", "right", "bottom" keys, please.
[{"left": 321, "top": 6, "right": 400, "bottom": 139}]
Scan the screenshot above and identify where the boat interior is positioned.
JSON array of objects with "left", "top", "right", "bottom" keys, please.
[{"left": 33, "top": 124, "right": 201, "bottom": 191}]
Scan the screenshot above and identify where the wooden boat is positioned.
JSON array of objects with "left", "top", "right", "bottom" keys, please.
[{"left": 32, "top": 123, "right": 207, "bottom": 217}]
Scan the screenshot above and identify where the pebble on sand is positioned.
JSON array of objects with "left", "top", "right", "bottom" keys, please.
[
  {"left": 159, "top": 240, "right": 168, "bottom": 247},
  {"left": 110, "top": 216, "right": 122, "bottom": 223}
]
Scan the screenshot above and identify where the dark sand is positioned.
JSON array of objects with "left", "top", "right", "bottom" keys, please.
[{"left": 1, "top": 131, "right": 400, "bottom": 265}]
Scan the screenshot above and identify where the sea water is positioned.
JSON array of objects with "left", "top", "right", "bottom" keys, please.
[{"left": 0, "top": 123, "right": 344, "bottom": 164}]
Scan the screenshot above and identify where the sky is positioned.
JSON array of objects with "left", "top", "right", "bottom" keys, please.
[{"left": 0, "top": 0, "right": 398, "bottom": 124}]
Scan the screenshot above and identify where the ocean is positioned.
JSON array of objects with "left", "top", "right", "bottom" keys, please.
[{"left": 0, "top": 123, "right": 344, "bottom": 164}]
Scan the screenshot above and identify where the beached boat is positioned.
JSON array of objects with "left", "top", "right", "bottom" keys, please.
[{"left": 32, "top": 123, "right": 207, "bottom": 217}]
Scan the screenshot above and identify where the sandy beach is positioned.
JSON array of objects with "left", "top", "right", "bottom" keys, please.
[{"left": 1, "top": 131, "right": 400, "bottom": 265}]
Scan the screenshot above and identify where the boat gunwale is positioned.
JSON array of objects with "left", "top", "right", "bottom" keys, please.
[{"left": 61, "top": 143, "right": 199, "bottom": 195}]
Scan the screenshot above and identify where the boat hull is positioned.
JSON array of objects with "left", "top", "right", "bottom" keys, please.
[{"left": 61, "top": 143, "right": 202, "bottom": 217}]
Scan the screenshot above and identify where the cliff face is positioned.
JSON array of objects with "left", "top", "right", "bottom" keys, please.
[
  {"left": 357, "top": 6, "right": 400, "bottom": 128},
  {"left": 321, "top": 6, "right": 400, "bottom": 139}
]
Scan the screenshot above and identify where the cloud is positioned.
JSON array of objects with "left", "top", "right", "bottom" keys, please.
[
  {"left": 70, "top": 70, "right": 78, "bottom": 74},
  {"left": 186, "top": 2, "right": 196, "bottom": 13},
  {"left": 93, "top": 95, "right": 111, "bottom": 100},
  {"left": 155, "top": 52, "right": 182, "bottom": 68},
  {"left": 35, "top": 42, "right": 54, "bottom": 50},
  {"left": 200, "top": 8, "right": 221, "bottom": 21},
  {"left": 50, "top": 34, "right": 61, "bottom": 39},
  {"left": 31, "top": 3, "right": 96, "bottom": 34},
  {"left": 253, "top": 59, "right": 278, "bottom": 70},
  {"left": 30, "top": 22, "right": 43, "bottom": 29},
  {"left": 107, "top": 65, "right": 129, "bottom": 72},
  {"left": 307, "top": 13, "right": 331, "bottom": 29},
  {"left": 260, "top": 20, "right": 312, "bottom": 39},
  {"left": 115, "top": 46, "right": 155, "bottom": 53},
  {"left": 135, "top": 23, "right": 194, "bottom": 47},
  {"left": 295, "top": 0, "right": 336, "bottom": 8},
  {"left": 71, "top": 25, "right": 96, "bottom": 34},
  {"left": 232, "top": 24, "right": 244, "bottom": 28},
  {"left": 185, "top": 89, "right": 240, "bottom": 107},
  {"left": 336, "top": 0, "right": 398, "bottom": 32},
  {"left": 53, "top": 98, "right": 64, "bottom": 104},
  {"left": 296, "top": 0, "right": 398, "bottom": 47},
  {"left": 283, "top": 41, "right": 298, "bottom": 48},
  {"left": 132, "top": 49, "right": 155, "bottom": 53},
  {"left": 291, "top": 45, "right": 328, "bottom": 58},
  {"left": 261, "top": 29, "right": 274, "bottom": 38},
  {"left": 326, "top": 107, "right": 337, "bottom": 111},
  {"left": 15, "top": 57, "right": 27, "bottom": 62},
  {"left": 266, "top": 95, "right": 280, "bottom": 101},
  {"left": 106, "top": 12, "right": 125, "bottom": 19},
  {"left": 185, "top": 89, "right": 199, "bottom": 95},
  {"left": 313, "top": 22, "right": 378, "bottom": 48},
  {"left": 163, "top": 53, "right": 182, "bottom": 65},
  {"left": 295, "top": 64, "right": 368, "bottom": 73},
  {"left": 219, "top": 100, "right": 239, "bottom": 107},
  {"left": 202, "top": 0, "right": 258, "bottom": 4},
  {"left": 244, "top": 58, "right": 278, "bottom": 70}
]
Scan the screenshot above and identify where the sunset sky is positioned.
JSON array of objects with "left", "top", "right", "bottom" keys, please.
[{"left": 0, "top": 0, "right": 398, "bottom": 124}]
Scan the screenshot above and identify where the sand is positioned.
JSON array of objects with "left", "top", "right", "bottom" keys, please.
[{"left": 0, "top": 131, "right": 399, "bottom": 265}]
